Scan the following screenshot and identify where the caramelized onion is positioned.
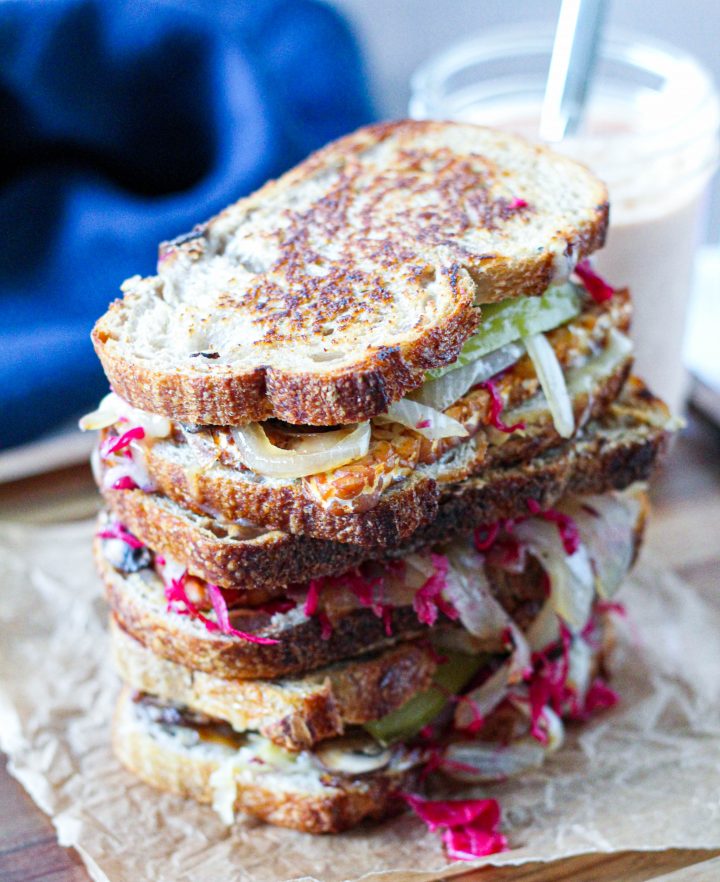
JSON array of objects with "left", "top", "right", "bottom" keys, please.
[
  {"left": 378, "top": 399, "right": 468, "bottom": 440},
  {"left": 413, "top": 342, "right": 524, "bottom": 412},
  {"left": 523, "top": 332, "right": 574, "bottom": 438},
  {"left": 79, "top": 392, "right": 171, "bottom": 438},
  {"left": 230, "top": 421, "right": 370, "bottom": 479}
]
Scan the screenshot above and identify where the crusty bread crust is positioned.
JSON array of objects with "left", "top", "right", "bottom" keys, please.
[
  {"left": 414, "top": 377, "right": 667, "bottom": 540},
  {"left": 94, "top": 279, "right": 476, "bottom": 428},
  {"left": 113, "top": 687, "right": 418, "bottom": 834},
  {"left": 129, "top": 355, "right": 630, "bottom": 546},
  {"left": 98, "top": 483, "right": 647, "bottom": 683},
  {"left": 102, "top": 375, "right": 669, "bottom": 590},
  {"left": 141, "top": 450, "right": 440, "bottom": 546},
  {"left": 113, "top": 611, "right": 617, "bottom": 834},
  {"left": 110, "top": 618, "right": 438, "bottom": 751},
  {"left": 103, "top": 489, "right": 382, "bottom": 596},
  {"left": 99, "top": 548, "right": 435, "bottom": 679},
  {"left": 93, "top": 120, "right": 608, "bottom": 427}
]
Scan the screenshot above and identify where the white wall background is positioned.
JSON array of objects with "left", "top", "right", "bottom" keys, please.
[{"left": 332, "top": 0, "right": 720, "bottom": 241}]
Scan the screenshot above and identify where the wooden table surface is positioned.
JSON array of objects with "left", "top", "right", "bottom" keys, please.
[{"left": 1, "top": 412, "right": 719, "bottom": 882}]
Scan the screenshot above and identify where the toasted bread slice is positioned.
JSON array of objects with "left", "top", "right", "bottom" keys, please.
[
  {"left": 93, "top": 120, "right": 608, "bottom": 427},
  {"left": 120, "top": 359, "right": 649, "bottom": 546},
  {"left": 113, "top": 686, "right": 420, "bottom": 834},
  {"left": 421, "top": 375, "right": 668, "bottom": 533},
  {"left": 103, "top": 290, "right": 629, "bottom": 545},
  {"left": 102, "top": 376, "right": 670, "bottom": 590},
  {"left": 114, "top": 614, "right": 614, "bottom": 834},
  {"left": 131, "top": 350, "right": 632, "bottom": 545},
  {"left": 141, "top": 445, "right": 443, "bottom": 546},
  {"left": 98, "top": 486, "right": 645, "bottom": 681},
  {"left": 110, "top": 618, "right": 439, "bottom": 751},
  {"left": 100, "top": 548, "right": 434, "bottom": 680},
  {"left": 98, "top": 530, "right": 551, "bottom": 681}
]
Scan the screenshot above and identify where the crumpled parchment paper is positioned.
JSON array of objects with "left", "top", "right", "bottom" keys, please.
[{"left": 1, "top": 519, "right": 720, "bottom": 882}]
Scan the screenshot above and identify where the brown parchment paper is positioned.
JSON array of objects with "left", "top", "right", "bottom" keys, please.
[{"left": 2, "top": 519, "right": 720, "bottom": 882}]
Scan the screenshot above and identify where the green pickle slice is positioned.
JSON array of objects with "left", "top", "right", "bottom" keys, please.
[
  {"left": 364, "top": 650, "right": 488, "bottom": 745},
  {"left": 428, "top": 282, "right": 583, "bottom": 380}
]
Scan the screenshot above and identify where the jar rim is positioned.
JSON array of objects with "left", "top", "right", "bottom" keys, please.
[{"left": 410, "top": 23, "right": 719, "bottom": 136}]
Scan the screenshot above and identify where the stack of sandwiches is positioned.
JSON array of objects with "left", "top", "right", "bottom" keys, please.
[{"left": 81, "top": 121, "right": 674, "bottom": 839}]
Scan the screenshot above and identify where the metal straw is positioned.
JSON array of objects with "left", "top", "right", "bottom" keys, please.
[{"left": 539, "top": 0, "right": 608, "bottom": 142}]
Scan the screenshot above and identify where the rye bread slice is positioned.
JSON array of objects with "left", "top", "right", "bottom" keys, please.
[
  {"left": 113, "top": 686, "right": 420, "bottom": 834},
  {"left": 97, "top": 488, "right": 645, "bottom": 683},
  {"left": 101, "top": 376, "right": 669, "bottom": 592},
  {"left": 110, "top": 618, "right": 439, "bottom": 751},
  {"left": 99, "top": 547, "right": 433, "bottom": 680},
  {"left": 130, "top": 352, "right": 633, "bottom": 545},
  {"left": 93, "top": 120, "right": 608, "bottom": 427}
]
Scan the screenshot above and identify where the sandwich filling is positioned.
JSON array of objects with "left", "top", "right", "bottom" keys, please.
[
  {"left": 83, "top": 272, "right": 632, "bottom": 516},
  {"left": 98, "top": 487, "right": 644, "bottom": 661},
  {"left": 123, "top": 596, "right": 617, "bottom": 827}
]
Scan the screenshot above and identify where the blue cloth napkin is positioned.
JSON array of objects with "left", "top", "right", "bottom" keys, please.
[{"left": 0, "top": 0, "right": 373, "bottom": 449}]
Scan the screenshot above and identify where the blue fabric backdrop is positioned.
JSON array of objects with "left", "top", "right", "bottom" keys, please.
[{"left": 0, "top": 0, "right": 373, "bottom": 449}]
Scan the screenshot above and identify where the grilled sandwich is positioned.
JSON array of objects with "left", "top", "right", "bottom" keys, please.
[{"left": 80, "top": 120, "right": 676, "bottom": 843}]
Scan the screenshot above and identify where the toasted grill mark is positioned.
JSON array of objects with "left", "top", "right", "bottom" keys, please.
[
  {"left": 182, "top": 290, "right": 631, "bottom": 519},
  {"left": 95, "top": 120, "right": 610, "bottom": 426},
  {"left": 205, "top": 144, "right": 528, "bottom": 347}
]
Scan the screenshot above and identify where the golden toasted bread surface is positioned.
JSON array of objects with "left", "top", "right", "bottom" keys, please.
[
  {"left": 93, "top": 121, "right": 608, "bottom": 426},
  {"left": 101, "top": 376, "right": 670, "bottom": 589},
  {"left": 110, "top": 619, "right": 439, "bottom": 751}
]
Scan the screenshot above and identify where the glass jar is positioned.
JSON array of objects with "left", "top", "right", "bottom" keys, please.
[{"left": 410, "top": 25, "right": 720, "bottom": 413}]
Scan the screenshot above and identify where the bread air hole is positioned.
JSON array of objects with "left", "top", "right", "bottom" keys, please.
[
  {"left": 418, "top": 268, "right": 437, "bottom": 289},
  {"left": 420, "top": 293, "right": 438, "bottom": 316},
  {"left": 310, "top": 349, "right": 346, "bottom": 363},
  {"left": 205, "top": 522, "right": 230, "bottom": 540},
  {"left": 237, "top": 255, "right": 271, "bottom": 274}
]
